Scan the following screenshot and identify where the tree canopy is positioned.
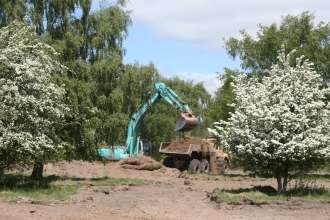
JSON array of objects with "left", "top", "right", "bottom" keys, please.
[
  {"left": 210, "top": 11, "right": 330, "bottom": 126},
  {"left": 0, "top": 21, "right": 68, "bottom": 174},
  {"left": 223, "top": 11, "right": 330, "bottom": 82},
  {"left": 208, "top": 68, "right": 237, "bottom": 122},
  {"left": 209, "top": 46, "right": 330, "bottom": 194},
  {"left": 0, "top": 0, "right": 212, "bottom": 174}
]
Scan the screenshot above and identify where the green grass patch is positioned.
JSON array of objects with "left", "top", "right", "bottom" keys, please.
[
  {"left": 292, "top": 173, "right": 330, "bottom": 182},
  {"left": 0, "top": 185, "right": 81, "bottom": 202},
  {"left": 0, "top": 173, "right": 151, "bottom": 202},
  {"left": 191, "top": 171, "right": 330, "bottom": 183},
  {"left": 203, "top": 171, "right": 330, "bottom": 204},
  {"left": 285, "top": 176, "right": 330, "bottom": 199},
  {"left": 214, "top": 182, "right": 330, "bottom": 204},
  {"left": 189, "top": 173, "right": 268, "bottom": 182},
  {"left": 215, "top": 188, "right": 286, "bottom": 204}
]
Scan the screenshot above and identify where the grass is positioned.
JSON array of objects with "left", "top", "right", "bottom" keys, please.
[
  {"left": 206, "top": 172, "right": 330, "bottom": 204},
  {"left": 189, "top": 173, "right": 268, "bottom": 182},
  {"left": 214, "top": 183, "right": 330, "bottom": 204},
  {"left": 214, "top": 188, "right": 286, "bottom": 204},
  {"left": 0, "top": 173, "right": 151, "bottom": 202}
]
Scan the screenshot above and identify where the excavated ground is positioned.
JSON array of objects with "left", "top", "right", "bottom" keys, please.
[{"left": 1, "top": 158, "right": 330, "bottom": 220}]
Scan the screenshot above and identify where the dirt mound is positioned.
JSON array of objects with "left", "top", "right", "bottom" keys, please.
[
  {"left": 120, "top": 156, "right": 161, "bottom": 171},
  {"left": 164, "top": 137, "right": 212, "bottom": 152}
]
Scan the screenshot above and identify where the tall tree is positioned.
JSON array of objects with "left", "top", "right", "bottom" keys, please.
[
  {"left": 0, "top": 21, "right": 68, "bottom": 179},
  {"left": 208, "top": 68, "right": 238, "bottom": 122},
  {"left": 94, "top": 61, "right": 159, "bottom": 148},
  {"left": 0, "top": 0, "right": 135, "bottom": 163},
  {"left": 223, "top": 11, "right": 330, "bottom": 83},
  {"left": 209, "top": 46, "right": 330, "bottom": 194}
]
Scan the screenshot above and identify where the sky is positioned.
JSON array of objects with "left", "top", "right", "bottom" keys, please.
[{"left": 91, "top": 0, "right": 330, "bottom": 95}]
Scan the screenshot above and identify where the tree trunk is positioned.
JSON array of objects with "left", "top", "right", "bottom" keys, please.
[
  {"left": 275, "top": 167, "right": 289, "bottom": 194},
  {"left": 31, "top": 162, "right": 44, "bottom": 180},
  {"left": 276, "top": 174, "right": 283, "bottom": 195},
  {"left": 282, "top": 168, "right": 289, "bottom": 193},
  {"left": 0, "top": 166, "right": 4, "bottom": 183}
]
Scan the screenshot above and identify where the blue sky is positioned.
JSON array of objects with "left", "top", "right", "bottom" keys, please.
[{"left": 91, "top": 0, "right": 329, "bottom": 95}]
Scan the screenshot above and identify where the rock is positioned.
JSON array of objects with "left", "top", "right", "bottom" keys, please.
[{"left": 183, "top": 180, "right": 191, "bottom": 186}]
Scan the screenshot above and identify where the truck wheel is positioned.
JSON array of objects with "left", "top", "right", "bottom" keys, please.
[
  {"left": 188, "top": 159, "right": 201, "bottom": 174},
  {"left": 201, "top": 159, "right": 210, "bottom": 174},
  {"left": 163, "top": 157, "right": 175, "bottom": 168}
]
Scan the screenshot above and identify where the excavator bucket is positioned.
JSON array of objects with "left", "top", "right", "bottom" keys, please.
[{"left": 175, "top": 112, "right": 198, "bottom": 132}]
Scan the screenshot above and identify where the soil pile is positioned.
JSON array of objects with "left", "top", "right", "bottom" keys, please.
[
  {"left": 164, "top": 137, "right": 212, "bottom": 153},
  {"left": 120, "top": 156, "right": 161, "bottom": 171}
]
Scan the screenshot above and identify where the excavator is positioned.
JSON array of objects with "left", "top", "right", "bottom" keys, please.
[{"left": 98, "top": 82, "right": 198, "bottom": 160}]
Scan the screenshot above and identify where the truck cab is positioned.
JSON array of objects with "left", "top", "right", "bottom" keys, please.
[{"left": 140, "top": 139, "right": 152, "bottom": 156}]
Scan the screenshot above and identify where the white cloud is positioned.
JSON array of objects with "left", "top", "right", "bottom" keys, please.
[
  {"left": 91, "top": 0, "right": 329, "bottom": 95},
  {"left": 157, "top": 66, "right": 221, "bottom": 96},
  {"left": 125, "top": 0, "right": 330, "bottom": 50}
]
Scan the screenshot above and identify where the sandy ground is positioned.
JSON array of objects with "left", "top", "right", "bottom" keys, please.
[{"left": 1, "top": 159, "right": 330, "bottom": 220}]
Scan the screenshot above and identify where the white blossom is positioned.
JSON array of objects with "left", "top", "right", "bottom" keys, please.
[
  {"left": 0, "top": 21, "right": 68, "bottom": 170},
  {"left": 209, "top": 45, "right": 330, "bottom": 168}
]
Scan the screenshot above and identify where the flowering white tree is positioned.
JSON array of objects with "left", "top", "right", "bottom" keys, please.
[
  {"left": 208, "top": 46, "right": 330, "bottom": 194},
  {"left": 0, "top": 21, "right": 68, "bottom": 179}
]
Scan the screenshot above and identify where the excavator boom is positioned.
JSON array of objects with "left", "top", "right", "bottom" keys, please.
[{"left": 154, "top": 82, "right": 198, "bottom": 132}]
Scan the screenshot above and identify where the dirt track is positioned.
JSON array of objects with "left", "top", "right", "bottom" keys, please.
[{"left": 1, "top": 160, "right": 330, "bottom": 220}]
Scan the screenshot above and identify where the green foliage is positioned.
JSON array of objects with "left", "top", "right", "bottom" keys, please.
[
  {"left": 209, "top": 68, "right": 238, "bottom": 122},
  {"left": 209, "top": 47, "right": 330, "bottom": 194},
  {"left": 214, "top": 11, "right": 330, "bottom": 127},
  {"left": 223, "top": 11, "right": 330, "bottom": 82},
  {"left": 0, "top": 0, "right": 27, "bottom": 28},
  {"left": 0, "top": 21, "right": 68, "bottom": 172},
  {"left": 0, "top": 0, "right": 213, "bottom": 166}
]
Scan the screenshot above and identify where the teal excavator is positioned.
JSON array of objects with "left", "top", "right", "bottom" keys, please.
[{"left": 98, "top": 82, "right": 198, "bottom": 160}]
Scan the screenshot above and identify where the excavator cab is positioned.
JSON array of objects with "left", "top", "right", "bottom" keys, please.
[{"left": 175, "top": 112, "right": 198, "bottom": 132}]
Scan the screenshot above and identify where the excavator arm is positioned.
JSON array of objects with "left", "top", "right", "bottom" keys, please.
[{"left": 125, "top": 82, "right": 198, "bottom": 157}]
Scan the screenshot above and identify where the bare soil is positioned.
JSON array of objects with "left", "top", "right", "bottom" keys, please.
[
  {"left": 1, "top": 158, "right": 330, "bottom": 220},
  {"left": 163, "top": 137, "right": 211, "bottom": 153}
]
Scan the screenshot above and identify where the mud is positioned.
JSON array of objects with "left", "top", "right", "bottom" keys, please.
[
  {"left": 164, "top": 137, "right": 212, "bottom": 153},
  {"left": 120, "top": 155, "right": 162, "bottom": 171},
  {"left": 2, "top": 161, "right": 330, "bottom": 220}
]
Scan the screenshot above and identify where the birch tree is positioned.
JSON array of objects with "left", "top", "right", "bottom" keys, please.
[{"left": 208, "top": 46, "right": 330, "bottom": 194}]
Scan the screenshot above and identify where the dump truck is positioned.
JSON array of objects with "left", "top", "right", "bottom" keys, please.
[{"left": 159, "top": 137, "right": 229, "bottom": 174}]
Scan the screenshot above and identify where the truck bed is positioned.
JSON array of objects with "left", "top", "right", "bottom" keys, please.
[{"left": 159, "top": 142, "right": 210, "bottom": 158}]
